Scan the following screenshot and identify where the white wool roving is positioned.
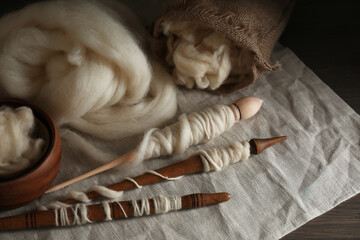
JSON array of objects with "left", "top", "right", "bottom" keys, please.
[
  {"left": 140, "top": 104, "right": 237, "bottom": 160},
  {"left": 0, "top": 107, "right": 44, "bottom": 175},
  {"left": 161, "top": 21, "right": 252, "bottom": 90},
  {"left": 0, "top": 0, "right": 177, "bottom": 140}
]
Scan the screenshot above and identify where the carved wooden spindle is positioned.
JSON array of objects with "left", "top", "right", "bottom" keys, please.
[
  {"left": 0, "top": 192, "right": 230, "bottom": 231},
  {"left": 46, "top": 96, "right": 263, "bottom": 193},
  {"left": 53, "top": 136, "right": 286, "bottom": 205}
]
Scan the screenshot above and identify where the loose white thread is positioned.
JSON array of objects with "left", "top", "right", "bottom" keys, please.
[
  {"left": 115, "top": 201, "right": 128, "bottom": 218},
  {"left": 144, "top": 170, "right": 183, "bottom": 181},
  {"left": 103, "top": 201, "right": 128, "bottom": 221},
  {"left": 199, "top": 141, "right": 250, "bottom": 172},
  {"left": 124, "top": 177, "right": 143, "bottom": 189},
  {"left": 102, "top": 202, "right": 112, "bottom": 221}
]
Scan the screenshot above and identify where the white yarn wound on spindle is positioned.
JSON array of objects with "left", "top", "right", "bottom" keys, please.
[
  {"left": 199, "top": 141, "right": 250, "bottom": 172},
  {"left": 153, "top": 195, "right": 182, "bottom": 214},
  {"left": 52, "top": 203, "right": 92, "bottom": 227},
  {"left": 52, "top": 195, "right": 182, "bottom": 226},
  {"left": 132, "top": 195, "right": 182, "bottom": 217},
  {"left": 37, "top": 201, "right": 89, "bottom": 226},
  {"left": 0, "top": 0, "right": 177, "bottom": 139},
  {"left": 138, "top": 104, "right": 237, "bottom": 161},
  {"left": 161, "top": 21, "right": 253, "bottom": 90},
  {"left": 0, "top": 106, "right": 44, "bottom": 175},
  {"left": 40, "top": 170, "right": 182, "bottom": 211},
  {"left": 132, "top": 199, "right": 151, "bottom": 217}
]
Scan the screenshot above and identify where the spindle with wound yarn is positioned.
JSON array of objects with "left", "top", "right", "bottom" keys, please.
[
  {"left": 45, "top": 136, "right": 286, "bottom": 206},
  {"left": 0, "top": 192, "right": 230, "bottom": 230},
  {"left": 46, "top": 96, "right": 263, "bottom": 193}
]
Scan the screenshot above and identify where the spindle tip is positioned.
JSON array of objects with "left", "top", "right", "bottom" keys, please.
[
  {"left": 249, "top": 136, "right": 287, "bottom": 154},
  {"left": 182, "top": 192, "right": 231, "bottom": 209},
  {"left": 220, "top": 192, "right": 231, "bottom": 202},
  {"left": 230, "top": 97, "right": 263, "bottom": 120},
  {"left": 205, "top": 192, "right": 231, "bottom": 204}
]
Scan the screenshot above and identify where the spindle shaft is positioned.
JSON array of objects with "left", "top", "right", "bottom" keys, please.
[
  {"left": 58, "top": 136, "right": 286, "bottom": 205},
  {"left": 0, "top": 192, "right": 230, "bottom": 231}
]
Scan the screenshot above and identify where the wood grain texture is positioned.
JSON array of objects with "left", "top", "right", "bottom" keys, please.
[{"left": 279, "top": 0, "right": 360, "bottom": 239}]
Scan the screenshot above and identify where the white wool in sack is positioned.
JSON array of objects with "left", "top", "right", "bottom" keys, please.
[
  {"left": 162, "top": 21, "right": 253, "bottom": 90},
  {"left": 0, "top": 107, "right": 44, "bottom": 175},
  {"left": 0, "top": 0, "right": 177, "bottom": 140}
]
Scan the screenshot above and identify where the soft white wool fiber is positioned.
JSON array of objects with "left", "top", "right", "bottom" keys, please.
[
  {"left": 0, "top": 0, "right": 177, "bottom": 139},
  {"left": 140, "top": 104, "right": 237, "bottom": 160},
  {"left": 162, "top": 21, "right": 252, "bottom": 90},
  {"left": 199, "top": 141, "right": 250, "bottom": 172},
  {"left": 0, "top": 106, "right": 44, "bottom": 175}
]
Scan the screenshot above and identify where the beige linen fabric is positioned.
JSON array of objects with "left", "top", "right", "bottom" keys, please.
[
  {"left": 0, "top": 1, "right": 359, "bottom": 238},
  {"left": 0, "top": 44, "right": 359, "bottom": 239}
]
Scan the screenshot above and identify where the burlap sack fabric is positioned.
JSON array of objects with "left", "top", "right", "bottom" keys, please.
[{"left": 152, "top": 0, "right": 296, "bottom": 93}]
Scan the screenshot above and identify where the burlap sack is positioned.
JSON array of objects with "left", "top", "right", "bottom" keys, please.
[{"left": 152, "top": 0, "right": 296, "bottom": 93}]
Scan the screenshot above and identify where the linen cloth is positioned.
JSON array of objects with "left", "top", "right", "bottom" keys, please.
[
  {"left": 1, "top": 0, "right": 360, "bottom": 238},
  {"left": 1, "top": 43, "right": 359, "bottom": 239}
]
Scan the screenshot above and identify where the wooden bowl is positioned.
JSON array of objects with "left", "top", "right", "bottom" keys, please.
[{"left": 0, "top": 98, "right": 61, "bottom": 211}]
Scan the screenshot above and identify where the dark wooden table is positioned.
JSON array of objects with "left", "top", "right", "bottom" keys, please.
[
  {"left": 1, "top": 0, "right": 359, "bottom": 238},
  {"left": 279, "top": 1, "right": 360, "bottom": 239}
]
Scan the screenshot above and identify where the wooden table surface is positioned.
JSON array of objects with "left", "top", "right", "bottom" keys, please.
[
  {"left": 1, "top": 0, "right": 359, "bottom": 239},
  {"left": 279, "top": 1, "right": 360, "bottom": 239}
]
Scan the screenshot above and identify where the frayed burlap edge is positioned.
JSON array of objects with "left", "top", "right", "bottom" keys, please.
[{"left": 151, "top": 0, "right": 296, "bottom": 94}]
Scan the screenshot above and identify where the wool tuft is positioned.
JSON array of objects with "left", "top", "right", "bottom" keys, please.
[
  {"left": 0, "top": 0, "right": 177, "bottom": 139},
  {"left": 0, "top": 106, "right": 44, "bottom": 175},
  {"left": 160, "top": 21, "right": 252, "bottom": 90}
]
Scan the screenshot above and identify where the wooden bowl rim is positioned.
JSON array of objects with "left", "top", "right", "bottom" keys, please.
[{"left": 0, "top": 97, "right": 58, "bottom": 183}]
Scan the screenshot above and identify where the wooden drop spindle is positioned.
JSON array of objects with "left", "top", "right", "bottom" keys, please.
[
  {"left": 57, "top": 136, "right": 286, "bottom": 205},
  {"left": 45, "top": 96, "right": 263, "bottom": 194},
  {"left": 0, "top": 192, "right": 230, "bottom": 231}
]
